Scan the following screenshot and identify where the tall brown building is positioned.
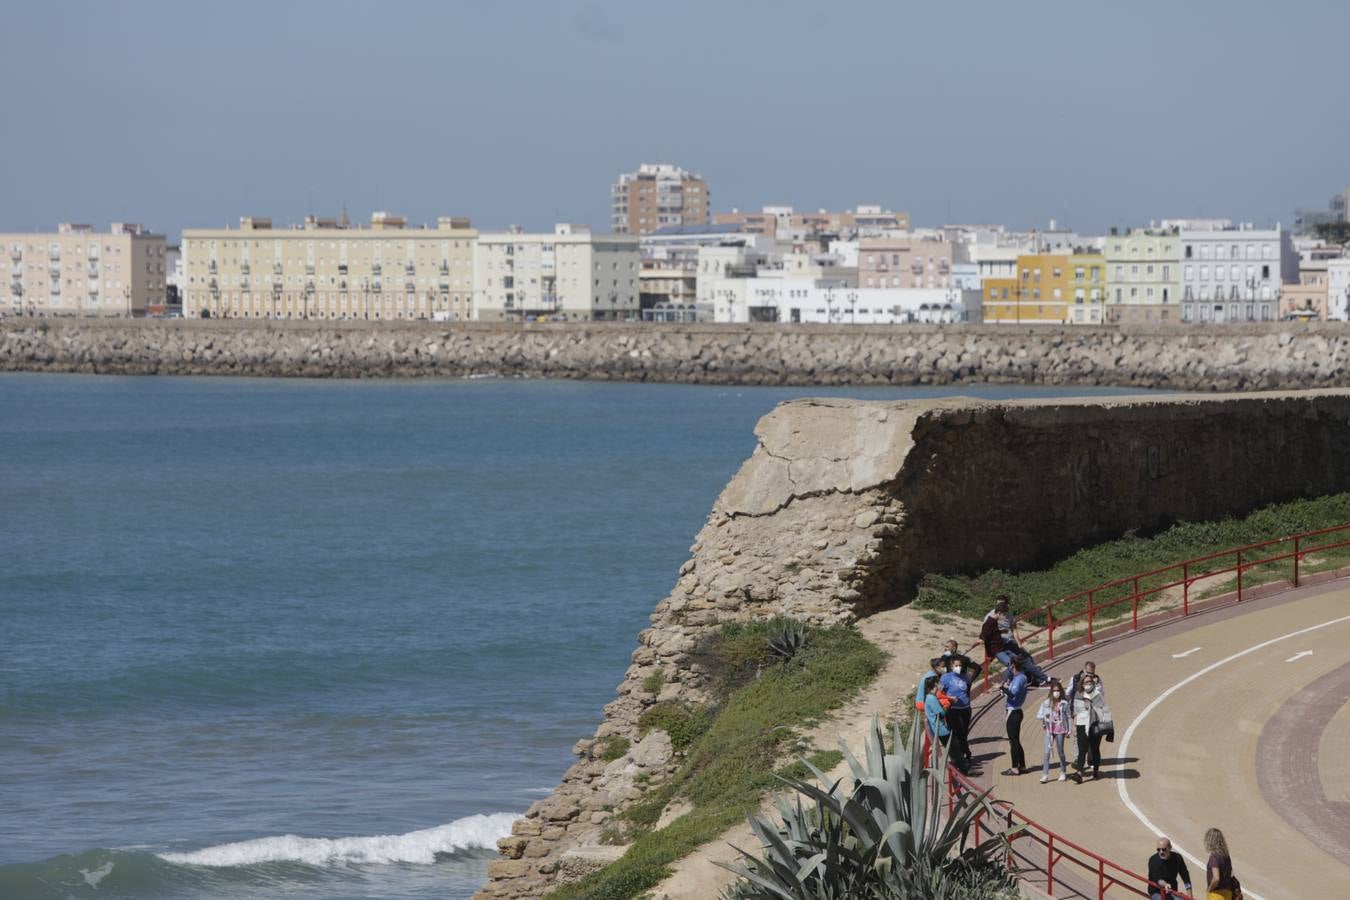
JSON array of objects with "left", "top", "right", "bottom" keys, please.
[{"left": 611, "top": 164, "right": 709, "bottom": 235}]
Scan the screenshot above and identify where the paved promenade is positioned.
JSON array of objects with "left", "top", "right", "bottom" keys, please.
[{"left": 970, "top": 581, "right": 1350, "bottom": 899}]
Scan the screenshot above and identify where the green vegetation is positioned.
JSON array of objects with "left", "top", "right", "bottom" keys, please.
[
  {"left": 915, "top": 493, "right": 1350, "bottom": 626},
  {"left": 596, "top": 736, "right": 631, "bottom": 763},
  {"left": 547, "top": 619, "right": 885, "bottom": 900},
  {"left": 720, "top": 715, "right": 1019, "bottom": 899},
  {"left": 637, "top": 701, "right": 711, "bottom": 752},
  {"left": 640, "top": 671, "right": 663, "bottom": 694}
]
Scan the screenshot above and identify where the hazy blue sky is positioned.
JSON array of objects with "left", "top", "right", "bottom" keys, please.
[{"left": 3, "top": 0, "right": 1346, "bottom": 239}]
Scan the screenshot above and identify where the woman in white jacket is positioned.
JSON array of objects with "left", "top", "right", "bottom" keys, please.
[{"left": 1072, "top": 673, "right": 1110, "bottom": 782}]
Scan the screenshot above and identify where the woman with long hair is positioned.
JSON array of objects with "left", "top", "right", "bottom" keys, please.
[{"left": 1203, "top": 827, "right": 1241, "bottom": 899}]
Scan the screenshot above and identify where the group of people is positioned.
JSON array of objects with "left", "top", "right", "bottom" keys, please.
[
  {"left": 914, "top": 595, "right": 1246, "bottom": 900},
  {"left": 917, "top": 596, "right": 1112, "bottom": 782}
]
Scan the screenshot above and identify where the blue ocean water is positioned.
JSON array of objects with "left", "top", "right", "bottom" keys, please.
[{"left": 0, "top": 373, "right": 1140, "bottom": 899}]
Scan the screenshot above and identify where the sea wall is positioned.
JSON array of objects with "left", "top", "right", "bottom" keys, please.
[
  {"left": 477, "top": 390, "right": 1350, "bottom": 897},
  {"left": 2, "top": 318, "right": 1350, "bottom": 390}
]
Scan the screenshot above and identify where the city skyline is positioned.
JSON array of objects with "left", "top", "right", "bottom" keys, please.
[{"left": 3, "top": 0, "right": 1348, "bottom": 239}]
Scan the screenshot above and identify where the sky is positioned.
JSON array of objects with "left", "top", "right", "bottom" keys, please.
[{"left": 2, "top": 0, "right": 1347, "bottom": 240}]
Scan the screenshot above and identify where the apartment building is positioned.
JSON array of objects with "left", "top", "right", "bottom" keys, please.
[
  {"left": 4, "top": 223, "right": 166, "bottom": 317},
  {"left": 1281, "top": 259, "right": 1328, "bottom": 321},
  {"left": 983, "top": 252, "right": 1104, "bottom": 324},
  {"left": 713, "top": 205, "right": 911, "bottom": 241},
  {"left": 858, "top": 237, "right": 958, "bottom": 290},
  {"left": 1104, "top": 229, "right": 1182, "bottom": 324},
  {"left": 1176, "top": 223, "right": 1295, "bottom": 324},
  {"left": 182, "top": 213, "right": 477, "bottom": 321},
  {"left": 1327, "top": 259, "right": 1350, "bottom": 322},
  {"left": 611, "top": 164, "right": 709, "bottom": 235},
  {"left": 473, "top": 224, "right": 639, "bottom": 321}
]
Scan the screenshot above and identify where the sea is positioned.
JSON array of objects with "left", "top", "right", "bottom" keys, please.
[{"left": 0, "top": 373, "right": 1140, "bottom": 900}]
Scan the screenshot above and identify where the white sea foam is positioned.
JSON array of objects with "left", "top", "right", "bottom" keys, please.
[
  {"left": 81, "top": 861, "right": 114, "bottom": 886},
  {"left": 158, "top": 812, "right": 515, "bottom": 867}
]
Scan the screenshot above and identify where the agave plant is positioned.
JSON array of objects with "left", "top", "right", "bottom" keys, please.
[
  {"left": 718, "top": 714, "right": 1020, "bottom": 899},
  {"left": 767, "top": 621, "right": 808, "bottom": 664}
]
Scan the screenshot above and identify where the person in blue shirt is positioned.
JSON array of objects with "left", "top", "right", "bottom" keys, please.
[
  {"left": 914, "top": 657, "right": 945, "bottom": 712},
  {"left": 999, "top": 657, "right": 1029, "bottom": 776},
  {"left": 938, "top": 657, "right": 973, "bottom": 773},
  {"left": 921, "top": 674, "right": 950, "bottom": 749}
]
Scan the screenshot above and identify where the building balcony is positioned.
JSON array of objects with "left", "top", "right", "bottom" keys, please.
[
  {"left": 371, "top": 264, "right": 382, "bottom": 276},
  {"left": 11, "top": 283, "right": 22, "bottom": 296},
  {"left": 88, "top": 283, "right": 99, "bottom": 294},
  {"left": 371, "top": 281, "right": 382, "bottom": 293},
  {"left": 240, "top": 265, "right": 251, "bottom": 278},
  {"left": 9, "top": 249, "right": 21, "bottom": 262},
  {"left": 87, "top": 267, "right": 99, "bottom": 279},
  {"left": 48, "top": 249, "right": 61, "bottom": 261},
  {"left": 273, "top": 263, "right": 283, "bottom": 275},
  {"left": 208, "top": 260, "right": 218, "bottom": 273},
  {"left": 50, "top": 284, "right": 61, "bottom": 295}
]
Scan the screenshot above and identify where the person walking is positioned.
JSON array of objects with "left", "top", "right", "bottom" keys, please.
[
  {"left": 1071, "top": 672, "right": 1108, "bottom": 781},
  {"left": 998, "top": 657, "right": 1029, "bottom": 776},
  {"left": 939, "top": 656, "right": 973, "bottom": 774},
  {"left": 1204, "top": 827, "right": 1242, "bottom": 900},
  {"left": 1146, "top": 837, "right": 1193, "bottom": 900},
  {"left": 1068, "top": 660, "right": 1105, "bottom": 700},
  {"left": 1035, "top": 681, "right": 1072, "bottom": 782}
]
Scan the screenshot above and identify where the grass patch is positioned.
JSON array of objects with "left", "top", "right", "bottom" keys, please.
[
  {"left": 596, "top": 736, "right": 630, "bottom": 763},
  {"left": 547, "top": 620, "right": 884, "bottom": 900},
  {"left": 914, "top": 493, "right": 1350, "bottom": 627},
  {"left": 638, "top": 702, "right": 711, "bottom": 751},
  {"left": 640, "top": 671, "right": 663, "bottom": 694}
]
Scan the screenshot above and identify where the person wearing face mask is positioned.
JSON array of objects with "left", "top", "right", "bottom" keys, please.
[
  {"left": 1072, "top": 673, "right": 1108, "bottom": 781},
  {"left": 1035, "top": 681, "right": 1072, "bottom": 783}
]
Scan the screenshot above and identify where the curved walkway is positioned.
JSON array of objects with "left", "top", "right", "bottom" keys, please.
[{"left": 969, "top": 580, "right": 1350, "bottom": 899}]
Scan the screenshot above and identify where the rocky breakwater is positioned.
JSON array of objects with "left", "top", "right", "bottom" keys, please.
[
  {"left": 478, "top": 389, "right": 1350, "bottom": 897},
  {"left": 4, "top": 319, "right": 1350, "bottom": 389}
]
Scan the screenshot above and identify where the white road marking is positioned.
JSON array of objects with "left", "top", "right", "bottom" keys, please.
[
  {"left": 1171, "top": 647, "right": 1201, "bottom": 658},
  {"left": 1117, "top": 612, "right": 1350, "bottom": 900},
  {"left": 1285, "top": 650, "right": 1314, "bottom": 662}
]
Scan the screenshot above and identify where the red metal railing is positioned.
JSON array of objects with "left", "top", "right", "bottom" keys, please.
[
  {"left": 944, "top": 521, "right": 1350, "bottom": 898},
  {"left": 946, "top": 767, "right": 1194, "bottom": 899},
  {"left": 971, "top": 522, "right": 1350, "bottom": 692}
]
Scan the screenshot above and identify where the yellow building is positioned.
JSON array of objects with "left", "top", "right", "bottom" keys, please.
[
  {"left": 182, "top": 212, "right": 477, "bottom": 321},
  {"left": 982, "top": 252, "right": 1104, "bottom": 324},
  {"left": 5, "top": 222, "right": 166, "bottom": 317}
]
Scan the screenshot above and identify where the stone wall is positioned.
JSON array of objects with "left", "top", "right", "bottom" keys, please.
[
  {"left": 477, "top": 390, "right": 1350, "bottom": 897},
  {"left": 3, "top": 318, "right": 1350, "bottom": 390}
]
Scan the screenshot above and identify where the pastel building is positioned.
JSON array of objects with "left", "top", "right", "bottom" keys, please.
[
  {"left": 858, "top": 237, "right": 958, "bottom": 290},
  {"left": 1177, "top": 224, "right": 1295, "bottom": 323},
  {"left": 1281, "top": 259, "right": 1328, "bottom": 321},
  {"left": 182, "top": 213, "right": 476, "bottom": 321},
  {"left": 982, "top": 252, "right": 1104, "bottom": 324},
  {"left": 4, "top": 222, "right": 166, "bottom": 317},
  {"left": 1104, "top": 229, "right": 1182, "bottom": 324},
  {"left": 473, "top": 224, "right": 639, "bottom": 321}
]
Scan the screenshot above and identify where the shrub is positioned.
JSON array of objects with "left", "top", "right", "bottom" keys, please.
[
  {"left": 641, "top": 670, "right": 664, "bottom": 694},
  {"left": 597, "top": 735, "right": 630, "bottom": 762},
  {"left": 638, "top": 701, "right": 711, "bottom": 751}
]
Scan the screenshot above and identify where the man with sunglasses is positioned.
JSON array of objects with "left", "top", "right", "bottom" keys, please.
[{"left": 1147, "top": 837, "right": 1193, "bottom": 900}]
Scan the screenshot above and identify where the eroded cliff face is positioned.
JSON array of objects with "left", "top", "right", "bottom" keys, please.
[{"left": 478, "top": 391, "right": 1350, "bottom": 897}]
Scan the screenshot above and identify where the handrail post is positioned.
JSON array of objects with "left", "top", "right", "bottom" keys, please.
[
  {"left": 1098, "top": 859, "right": 1106, "bottom": 898},
  {"left": 1183, "top": 562, "right": 1190, "bottom": 617},
  {"left": 1047, "top": 606, "right": 1055, "bottom": 659},
  {"left": 1046, "top": 832, "right": 1054, "bottom": 892},
  {"left": 1294, "top": 534, "right": 1301, "bottom": 588},
  {"left": 1237, "top": 548, "right": 1243, "bottom": 602},
  {"left": 1087, "top": 590, "right": 1094, "bottom": 644},
  {"left": 1131, "top": 576, "right": 1140, "bottom": 631}
]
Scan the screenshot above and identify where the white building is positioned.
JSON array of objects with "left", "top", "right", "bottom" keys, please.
[
  {"left": 1328, "top": 259, "right": 1350, "bottom": 322},
  {"left": 473, "top": 224, "right": 638, "bottom": 321},
  {"left": 711, "top": 276, "right": 974, "bottom": 325},
  {"left": 1177, "top": 224, "right": 1296, "bottom": 323}
]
